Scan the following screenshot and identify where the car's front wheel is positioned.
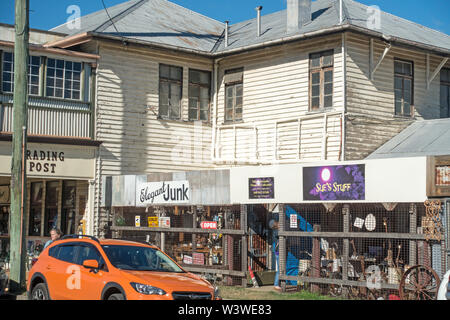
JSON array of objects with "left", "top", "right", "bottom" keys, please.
[
  {"left": 108, "top": 293, "right": 125, "bottom": 300},
  {"left": 31, "top": 283, "right": 49, "bottom": 300}
]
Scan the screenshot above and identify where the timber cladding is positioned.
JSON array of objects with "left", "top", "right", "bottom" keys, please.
[
  {"left": 427, "top": 156, "right": 450, "bottom": 197},
  {"left": 215, "top": 35, "right": 345, "bottom": 162},
  {"left": 344, "top": 33, "right": 449, "bottom": 160},
  {"left": 95, "top": 42, "right": 215, "bottom": 176}
]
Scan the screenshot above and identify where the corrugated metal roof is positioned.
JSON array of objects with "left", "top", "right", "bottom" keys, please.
[
  {"left": 51, "top": 0, "right": 224, "bottom": 52},
  {"left": 366, "top": 118, "right": 450, "bottom": 159},
  {"left": 50, "top": 0, "right": 450, "bottom": 54},
  {"left": 214, "top": 0, "right": 339, "bottom": 53}
]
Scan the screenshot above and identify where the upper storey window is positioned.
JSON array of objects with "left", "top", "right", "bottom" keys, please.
[{"left": 309, "top": 50, "right": 334, "bottom": 111}]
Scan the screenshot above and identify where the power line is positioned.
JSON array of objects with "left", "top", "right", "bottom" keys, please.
[{"left": 101, "top": 0, "right": 121, "bottom": 35}]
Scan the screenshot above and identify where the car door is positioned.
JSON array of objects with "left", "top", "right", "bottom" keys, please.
[
  {"left": 44, "top": 244, "right": 64, "bottom": 300},
  {"left": 76, "top": 243, "right": 108, "bottom": 300},
  {"left": 52, "top": 243, "right": 80, "bottom": 300}
]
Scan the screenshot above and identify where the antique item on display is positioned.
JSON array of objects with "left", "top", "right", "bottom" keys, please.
[
  {"left": 423, "top": 200, "right": 444, "bottom": 241},
  {"left": 0, "top": 186, "right": 10, "bottom": 204},
  {"left": 364, "top": 214, "right": 376, "bottom": 231},
  {"left": 399, "top": 265, "right": 441, "bottom": 300}
]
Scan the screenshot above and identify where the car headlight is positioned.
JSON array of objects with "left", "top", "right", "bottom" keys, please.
[{"left": 130, "top": 282, "right": 166, "bottom": 296}]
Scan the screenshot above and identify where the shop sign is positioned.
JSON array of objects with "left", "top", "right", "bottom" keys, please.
[
  {"left": 200, "top": 221, "right": 217, "bottom": 229},
  {"left": 159, "top": 217, "right": 171, "bottom": 228},
  {"left": 303, "top": 164, "right": 365, "bottom": 201},
  {"left": 135, "top": 216, "right": 141, "bottom": 227},
  {"left": 26, "top": 149, "right": 65, "bottom": 174},
  {"left": 290, "top": 214, "right": 298, "bottom": 229},
  {"left": 136, "top": 181, "right": 190, "bottom": 206},
  {"left": 148, "top": 217, "right": 159, "bottom": 228},
  {"left": 249, "top": 177, "right": 274, "bottom": 199},
  {"left": 0, "top": 186, "right": 10, "bottom": 204}
]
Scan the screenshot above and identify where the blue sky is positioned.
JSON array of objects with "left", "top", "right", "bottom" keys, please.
[{"left": 0, "top": 0, "right": 449, "bottom": 35}]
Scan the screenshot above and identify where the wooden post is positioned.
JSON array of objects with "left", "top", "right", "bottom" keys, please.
[
  {"left": 278, "top": 204, "right": 286, "bottom": 292},
  {"left": 409, "top": 204, "right": 417, "bottom": 266},
  {"left": 311, "top": 225, "right": 321, "bottom": 294},
  {"left": 9, "top": 0, "right": 29, "bottom": 293},
  {"left": 342, "top": 204, "right": 350, "bottom": 298},
  {"left": 192, "top": 206, "right": 197, "bottom": 249},
  {"left": 241, "top": 204, "right": 248, "bottom": 287}
]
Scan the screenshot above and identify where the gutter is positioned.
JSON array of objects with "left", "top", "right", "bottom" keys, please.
[
  {"left": 0, "top": 40, "right": 99, "bottom": 61},
  {"left": 44, "top": 25, "right": 450, "bottom": 59}
]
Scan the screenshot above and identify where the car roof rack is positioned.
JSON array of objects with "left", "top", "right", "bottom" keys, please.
[{"left": 61, "top": 235, "right": 100, "bottom": 243}]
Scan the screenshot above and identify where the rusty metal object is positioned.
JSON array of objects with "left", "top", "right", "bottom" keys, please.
[
  {"left": 423, "top": 200, "right": 444, "bottom": 242},
  {"left": 399, "top": 265, "right": 441, "bottom": 300}
]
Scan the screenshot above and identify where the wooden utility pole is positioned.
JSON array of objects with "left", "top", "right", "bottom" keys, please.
[{"left": 9, "top": 0, "right": 29, "bottom": 293}]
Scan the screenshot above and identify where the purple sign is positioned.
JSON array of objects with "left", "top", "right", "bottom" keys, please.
[
  {"left": 249, "top": 177, "right": 275, "bottom": 199},
  {"left": 303, "top": 165, "right": 365, "bottom": 201}
]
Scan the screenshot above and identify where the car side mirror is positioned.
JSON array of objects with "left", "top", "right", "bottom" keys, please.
[{"left": 83, "top": 259, "right": 99, "bottom": 270}]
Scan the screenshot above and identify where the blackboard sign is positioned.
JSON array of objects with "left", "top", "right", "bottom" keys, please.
[
  {"left": 249, "top": 177, "right": 275, "bottom": 199},
  {"left": 303, "top": 165, "right": 365, "bottom": 201}
]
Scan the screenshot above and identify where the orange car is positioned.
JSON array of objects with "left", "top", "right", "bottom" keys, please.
[{"left": 27, "top": 235, "right": 220, "bottom": 300}]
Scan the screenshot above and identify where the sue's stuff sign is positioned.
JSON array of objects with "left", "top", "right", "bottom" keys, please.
[
  {"left": 303, "top": 164, "right": 366, "bottom": 201},
  {"left": 136, "top": 181, "right": 191, "bottom": 206}
]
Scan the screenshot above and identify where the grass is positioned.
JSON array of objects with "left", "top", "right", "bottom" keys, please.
[{"left": 218, "top": 285, "right": 340, "bottom": 300}]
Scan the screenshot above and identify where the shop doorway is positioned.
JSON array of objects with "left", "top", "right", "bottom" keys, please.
[{"left": 248, "top": 205, "right": 277, "bottom": 274}]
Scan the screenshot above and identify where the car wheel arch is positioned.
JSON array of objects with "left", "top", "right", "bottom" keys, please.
[
  {"left": 101, "top": 282, "right": 127, "bottom": 300},
  {"left": 29, "top": 273, "right": 52, "bottom": 300}
]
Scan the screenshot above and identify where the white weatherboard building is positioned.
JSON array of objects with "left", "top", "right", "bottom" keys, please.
[{"left": 1, "top": 0, "right": 450, "bottom": 295}]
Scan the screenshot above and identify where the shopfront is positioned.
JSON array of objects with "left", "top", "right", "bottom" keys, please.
[
  {"left": 0, "top": 140, "right": 97, "bottom": 267},
  {"left": 105, "top": 171, "right": 248, "bottom": 286},
  {"left": 102, "top": 156, "right": 448, "bottom": 297},
  {"left": 229, "top": 157, "right": 448, "bottom": 298}
]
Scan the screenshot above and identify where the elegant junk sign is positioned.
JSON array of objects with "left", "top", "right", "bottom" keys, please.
[
  {"left": 136, "top": 181, "right": 190, "bottom": 206},
  {"left": 303, "top": 164, "right": 366, "bottom": 201}
]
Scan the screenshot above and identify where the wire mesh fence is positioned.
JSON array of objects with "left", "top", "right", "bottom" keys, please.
[
  {"left": 279, "top": 203, "right": 447, "bottom": 299},
  {"left": 111, "top": 205, "right": 245, "bottom": 286}
]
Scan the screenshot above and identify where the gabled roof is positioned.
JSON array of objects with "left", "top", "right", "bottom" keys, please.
[
  {"left": 49, "top": 0, "right": 450, "bottom": 56},
  {"left": 366, "top": 118, "right": 450, "bottom": 159}
]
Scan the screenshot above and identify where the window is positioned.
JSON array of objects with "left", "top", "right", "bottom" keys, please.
[
  {"left": 29, "top": 182, "right": 43, "bottom": 236},
  {"left": 394, "top": 59, "right": 414, "bottom": 117},
  {"left": 44, "top": 181, "right": 59, "bottom": 236},
  {"left": 61, "top": 181, "right": 76, "bottom": 235},
  {"left": 224, "top": 68, "right": 243, "bottom": 122},
  {"left": 441, "top": 68, "right": 450, "bottom": 119},
  {"left": 46, "top": 58, "right": 82, "bottom": 100},
  {"left": 159, "top": 64, "right": 182, "bottom": 120},
  {"left": 57, "top": 245, "right": 77, "bottom": 263},
  {"left": 2, "top": 52, "right": 41, "bottom": 95},
  {"left": 309, "top": 50, "right": 334, "bottom": 111},
  {"left": 189, "top": 69, "right": 211, "bottom": 121},
  {"left": 101, "top": 245, "right": 184, "bottom": 272},
  {"left": 48, "top": 245, "right": 60, "bottom": 258},
  {"left": 76, "top": 244, "right": 107, "bottom": 270}
]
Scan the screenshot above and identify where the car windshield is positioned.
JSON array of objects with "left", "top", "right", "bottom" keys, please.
[{"left": 101, "top": 245, "right": 184, "bottom": 273}]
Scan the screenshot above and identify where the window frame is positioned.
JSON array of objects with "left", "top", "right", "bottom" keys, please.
[
  {"left": 188, "top": 68, "right": 211, "bottom": 122},
  {"left": 441, "top": 68, "right": 450, "bottom": 119},
  {"left": 394, "top": 58, "right": 415, "bottom": 118},
  {"left": 309, "top": 50, "right": 334, "bottom": 112},
  {"left": 75, "top": 243, "right": 108, "bottom": 271},
  {"left": 45, "top": 58, "right": 83, "bottom": 101},
  {"left": 1, "top": 51, "right": 42, "bottom": 96},
  {"left": 158, "top": 63, "right": 183, "bottom": 121}
]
